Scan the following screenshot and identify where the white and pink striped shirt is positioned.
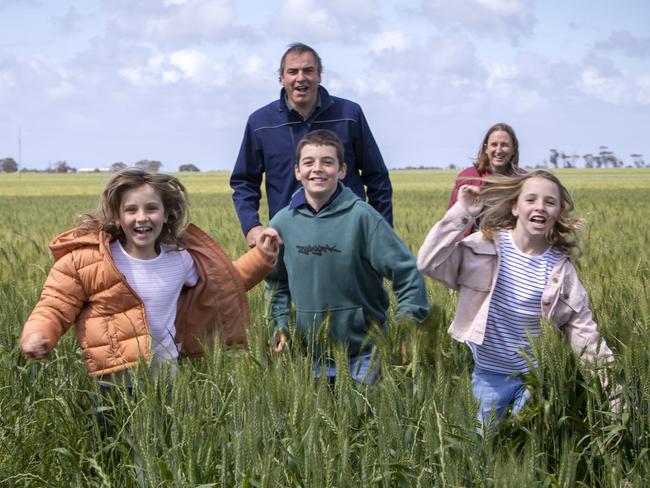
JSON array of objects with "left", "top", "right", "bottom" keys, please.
[{"left": 110, "top": 241, "right": 198, "bottom": 370}]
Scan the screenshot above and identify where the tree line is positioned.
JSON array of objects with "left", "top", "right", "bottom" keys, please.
[
  {"left": 0, "top": 159, "right": 201, "bottom": 173},
  {"left": 546, "top": 146, "right": 646, "bottom": 169},
  {"left": 1, "top": 147, "right": 647, "bottom": 174}
]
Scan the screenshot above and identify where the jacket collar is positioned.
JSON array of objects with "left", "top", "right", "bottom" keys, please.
[
  {"left": 278, "top": 85, "right": 333, "bottom": 115},
  {"left": 293, "top": 183, "right": 358, "bottom": 218},
  {"left": 49, "top": 228, "right": 112, "bottom": 261}
]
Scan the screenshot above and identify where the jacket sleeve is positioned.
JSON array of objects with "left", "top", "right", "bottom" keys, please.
[
  {"left": 355, "top": 107, "right": 393, "bottom": 226},
  {"left": 230, "top": 118, "right": 265, "bottom": 236},
  {"left": 265, "top": 245, "right": 291, "bottom": 333},
  {"left": 232, "top": 245, "right": 277, "bottom": 291},
  {"left": 367, "top": 218, "right": 429, "bottom": 324},
  {"left": 417, "top": 203, "right": 475, "bottom": 290},
  {"left": 448, "top": 174, "right": 465, "bottom": 209},
  {"left": 560, "top": 265, "right": 614, "bottom": 365},
  {"left": 447, "top": 168, "right": 483, "bottom": 241},
  {"left": 20, "top": 253, "right": 87, "bottom": 355}
]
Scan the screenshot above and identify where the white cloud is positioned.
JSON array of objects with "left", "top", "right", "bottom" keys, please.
[
  {"left": 485, "top": 61, "right": 517, "bottom": 89},
  {"left": 595, "top": 30, "right": 650, "bottom": 59},
  {"left": 369, "top": 30, "right": 411, "bottom": 54},
  {"left": 270, "top": 0, "right": 380, "bottom": 41},
  {"left": 476, "top": 0, "right": 525, "bottom": 16},
  {"left": 169, "top": 50, "right": 212, "bottom": 82},
  {"left": 117, "top": 47, "right": 228, "bottom": 86},
  {"left": 145, "top": 0, "right": 235, "bottom": 42},
  {"left": 577, "top": 67, "right": 650, "bottom": 106},
  {"left": 100, "top": 0, "right": 238, "bottom": 45},
  {"left": 637, "top": 75, "right": 650, "bottom": 104},
  {"left": 420, "top": 0, "right": 535, "bottom": 42}
]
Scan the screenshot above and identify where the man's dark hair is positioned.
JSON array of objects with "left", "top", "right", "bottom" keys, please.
[{"left": 279, "top": 42, "right": 323, "bottom": 75}]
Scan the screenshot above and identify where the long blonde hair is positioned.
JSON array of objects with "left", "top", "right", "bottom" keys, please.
[
  {"left": 479, "top": 170, "right": 583, "bottom": 256},
  {"left": 77, "top": 168, "right": 189, "bottom": 249}
]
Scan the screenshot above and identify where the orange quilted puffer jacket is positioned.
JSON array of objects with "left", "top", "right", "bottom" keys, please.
[{"left": 20, "top": 224, "right": 276, "bottom": 376}]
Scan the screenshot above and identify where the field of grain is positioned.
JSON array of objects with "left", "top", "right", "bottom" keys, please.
[{"left": 1, "top": 169, "right": 648, "bottom": 487}]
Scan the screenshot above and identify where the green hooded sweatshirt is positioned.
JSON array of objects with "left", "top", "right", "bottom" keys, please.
[{"left": 267, "top": 185, "right": 429, "bottom": 356}]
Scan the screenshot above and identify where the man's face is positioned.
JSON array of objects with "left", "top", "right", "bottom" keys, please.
[{"left": 280, "top": 51, "right": 321, "bottom": 114}]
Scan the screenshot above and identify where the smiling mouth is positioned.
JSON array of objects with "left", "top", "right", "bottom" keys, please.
[
  {"left": 133, "top": 226, "right": 153, "bottom": 234},
  {"left": 530, "top": 216, "right": 547, "bottom": 224},
  {"left": 294, "top": 84, "right": 309, "bottom": 94}
]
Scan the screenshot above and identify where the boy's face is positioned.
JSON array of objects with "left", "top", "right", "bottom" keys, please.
[{"left": 295, "top": 144, "right": 346, "bottom": 205}]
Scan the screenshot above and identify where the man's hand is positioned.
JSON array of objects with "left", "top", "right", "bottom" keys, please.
[
  {"left": 21, "top": 332, "right": 50, "bottom": 360},
  {"left": 246, "top": 225, "right": 269, "bottom": 248}
]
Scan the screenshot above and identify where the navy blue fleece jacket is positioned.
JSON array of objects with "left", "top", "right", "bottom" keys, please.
[{"left": 230, "top": 86, "right": 393, "bottom": 235}]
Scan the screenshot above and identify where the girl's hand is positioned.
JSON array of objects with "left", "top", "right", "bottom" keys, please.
[
  {"left": 256, "top": 228, "right": 282, "bottom": 256},
  {"left": 273, "top": 331, "right": 288, "bottom": 353},
  {"left": 458, "top": 185, "right": 483, "bottom": 217},
  {"left": 21, "top": 332, "right": 50, "bottom": 360}
]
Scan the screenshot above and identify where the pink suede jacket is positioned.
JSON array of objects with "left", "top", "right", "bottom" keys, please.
[{"left": 417, "top": 203, "right": 613, "bottom": 365}]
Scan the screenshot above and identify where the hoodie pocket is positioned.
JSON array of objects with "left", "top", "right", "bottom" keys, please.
[{"left": 295, "top": 306, "right": 370, "bottom": 344}]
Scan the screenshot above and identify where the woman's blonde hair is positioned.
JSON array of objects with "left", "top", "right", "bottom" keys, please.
[
  {"left": 479, "top": 170, "right": 583, "bottom": 256},
  {"left": 77, "top": 168, "right": 189, "bottom": 249}
]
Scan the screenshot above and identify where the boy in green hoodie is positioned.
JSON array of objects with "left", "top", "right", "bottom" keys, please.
[{"left": 267, "top": 129, "right": 429, "bottom": 384}]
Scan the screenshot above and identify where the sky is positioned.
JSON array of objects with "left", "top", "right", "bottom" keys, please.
[{"left": 0, "top": 0, "right": 648, "bottom": 171}]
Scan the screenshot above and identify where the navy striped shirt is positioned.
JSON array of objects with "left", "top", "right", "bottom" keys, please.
[{"left": 470, "top": 230, "right": 562, "bottom": 374}]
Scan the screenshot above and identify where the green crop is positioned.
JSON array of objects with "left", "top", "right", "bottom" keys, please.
[{"left": 1, "top": 169, "right": 648, "bottom": 487}]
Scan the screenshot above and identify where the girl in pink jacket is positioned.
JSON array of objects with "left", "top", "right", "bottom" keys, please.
[{"left": 417, "top": 170, "right": 616, "bottom": 431}]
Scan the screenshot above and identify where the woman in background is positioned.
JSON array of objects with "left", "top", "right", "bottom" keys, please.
[{"left": 448, "top": 123, "right": 522, "bottom": 237}]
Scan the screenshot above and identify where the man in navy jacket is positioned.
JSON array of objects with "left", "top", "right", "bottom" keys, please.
[{"left": 230, "top": 42, "right": 393, "bottom": 247}]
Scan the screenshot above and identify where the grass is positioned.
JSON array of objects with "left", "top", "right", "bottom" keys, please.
[{"left": 0, "top": 169, "right": 649, "bottom": 486}]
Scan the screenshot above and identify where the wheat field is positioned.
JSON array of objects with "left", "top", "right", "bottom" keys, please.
[{"left": 0, "top": 169, "right": 648, "bottom": 487}]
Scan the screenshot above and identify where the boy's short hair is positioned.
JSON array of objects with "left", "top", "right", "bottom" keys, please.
[{"left": 295, "top": 129, "right": 345, "bottom": 166}]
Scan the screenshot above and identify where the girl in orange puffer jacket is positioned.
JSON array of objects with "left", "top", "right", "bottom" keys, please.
[{"left": 20, "top": 168, "right": 280, "bottom": 379}]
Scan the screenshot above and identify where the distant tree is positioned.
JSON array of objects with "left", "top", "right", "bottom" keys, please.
[
  {"left": 560, "top": 152, "right": 572, "bottom": 168},
  {"left": 447, "top": 163, "right": 456, "bottom": 170},
  {"left": 135, "top": 160, "right": 162, "bottom": 173},
  {"left": 179, "top": 164, "right": 200, "bottom": 172},
  {"left": 548, "top": 149, "right": 559, "bottom": 169},
  {"left": 111, "top": 162, "right": 128, "bottom": 172},
  {"left": 583, "top": 154, "right": 594, "bottom": 168},
  {"left": 631, "top": 154, "right": 645, "bottom": 168},
  {"left": 598, "top": 146, "right": 620, "bottom": 168},
  {"left": 1, "top": 157, "right": 18, "bottom": 173},
  {"left": 52, "top": 161, "right": 74, "bottom": 173}
]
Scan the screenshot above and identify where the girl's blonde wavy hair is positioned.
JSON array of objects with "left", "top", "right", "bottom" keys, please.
[
  {"left": 479, "top": 170, "right": 583, "bottom": 256},
  {"left": 76, "top": 168, "right": 189, "bottom": 249}
]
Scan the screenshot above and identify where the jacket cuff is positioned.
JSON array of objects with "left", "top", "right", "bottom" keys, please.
[
  {"left": 448, "top": 202, "right": 476, "bottom": 231},
  {"left": 233, "top": 246, "right": 277, "bottom": 291}
]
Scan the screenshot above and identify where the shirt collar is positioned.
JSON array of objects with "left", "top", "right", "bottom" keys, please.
[
  {"left": 284, "top": 91, "right": 322, "bottom": 120},
  {"left": 289, "top": 183, "right": 342, "bottom": 214}
]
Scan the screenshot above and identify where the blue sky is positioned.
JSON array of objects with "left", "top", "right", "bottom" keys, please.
[{"left": 1, "top": 0, "right": 648, "bottom": 171}]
